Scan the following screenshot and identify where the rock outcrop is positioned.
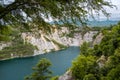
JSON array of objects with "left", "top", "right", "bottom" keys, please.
[
  {"left": 0, "top": 42, "right": 11, "bottom": 50},
  {"left": 0, "top": 26, "right": 98, "bottom": 60},
  {"left": 21, "top": 27, "right": 97, "bottom": 55},
  {"left": 96, "top": 55, "right": 106, "bottom": 68},
  {"left": 93, "top": 33, "right": 103, "bottom": 45},
  {"left": 58, "top": 70, "right": 74, "bottom": 80}
]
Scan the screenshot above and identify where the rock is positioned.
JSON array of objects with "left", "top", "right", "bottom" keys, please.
[
  {"left": 58, "top": 70, "right": 74, "bottom": 80},
  {"left": 20, "top": 27, "right": 97, "bottom": 55},
  {"left": 0, "top": 42, "right": 11, "bottom": 50},
  {"left": 0, "top": 26, "right": 98, "bottom": 58},
  {"left": 97, "top": 55, "right": 106, "bottom": 68},
  {"left": 93, "top": 33, "right": 103, "bottom": 45}
]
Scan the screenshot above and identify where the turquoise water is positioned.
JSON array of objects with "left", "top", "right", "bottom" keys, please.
[
  {"left": 0, "top": 46, "right": 80, "bottom": 80},
  {"left": 50, "top": 20, "right": 119, "bottom": 27}
]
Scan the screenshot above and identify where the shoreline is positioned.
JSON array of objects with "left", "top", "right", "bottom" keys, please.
[
  {"left": 0, "top": 30, "right": 98, "bottom": 61},
  {"left": 0, "top": 46, "right": 71, "bottom": 61}
]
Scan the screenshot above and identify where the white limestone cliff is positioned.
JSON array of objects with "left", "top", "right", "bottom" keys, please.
[{"left": 21, "top": 27, "right": 98, "bottom": 55}]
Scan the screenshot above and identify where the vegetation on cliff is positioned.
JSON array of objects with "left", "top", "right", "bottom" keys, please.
[
  {"left": 0, "top": 0, "right": 114, "bottom": 42},
  {"left": 0, "top": 0, "right": 119, "bottom": 80},
  {"left": 0, "top": 0, "right": 113, "bottom": 27},
  {"left": 71, "top": 22, "right": 120, "bottom": 80},
  {"left": 0, "top": 31, "right": 36, "bottom": 60}
]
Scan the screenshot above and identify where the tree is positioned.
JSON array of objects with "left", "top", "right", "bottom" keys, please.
[
  {"left": 107, "top": 65, "right": 120, "bottom": 80},
  {"left": 0, "top": 25, "right": 12, "bottom": 41},
  {"left": 71, "top": 23, "right": 120, "bottom": 80},
  {"left": 25, "top": 58, "right": 52, "bottom": 80},
  {"left": 71, "top": 55, "right": 97, "bottom": 80},
  {"left": 80, "top": 42, "right": 90, "bottom": 56},
  {"left": 0, "top": 0, "right": 113, "bottom": 28},
  {"left": 50, "top": 76, "right": 59, "bottom": 80},
  {"left": 0, "top": 0, "right": 115, "bottom": 42},
  {"left": 83, "top": 74, "right": 97, "bottom": 80}
]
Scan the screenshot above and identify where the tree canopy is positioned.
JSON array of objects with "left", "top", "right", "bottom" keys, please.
[
  {"left": 0, "top": 0, "right": 114, "bottom": 28},
  {"left": 71, "top": 23, "right": 120, "bottom": 80},
  {"left": 25, "top": 58, "right": 52, "bottom": 80}
]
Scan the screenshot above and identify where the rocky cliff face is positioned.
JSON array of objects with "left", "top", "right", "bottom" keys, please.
[
  {"left": 0, "top": 26, "right": 98, "bottom": 60},
  {"left": 93, "top": 33, "right": 103, "bottom": 45},
  {"left": 21, "top": 27, "right": 98, "bottom": 55},
  {"left": 58, "top": 70, "right": 74, "bottom": 80}
]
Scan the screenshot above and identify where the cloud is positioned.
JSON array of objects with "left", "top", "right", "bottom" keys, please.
[{"left": 104, "top": 0, "right": 120, "bottom": 20}]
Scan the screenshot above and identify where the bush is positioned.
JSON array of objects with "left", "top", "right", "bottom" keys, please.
[{"left": 83, "top": 74, "right": 97, "bottom": 80}]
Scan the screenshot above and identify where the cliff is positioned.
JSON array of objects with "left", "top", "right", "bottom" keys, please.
[
  {"left": 21, "top": 27, "right": 97, "bottom": 56},
  {"left": 0, "top": 26, "right": 98, "bottom": 60}
]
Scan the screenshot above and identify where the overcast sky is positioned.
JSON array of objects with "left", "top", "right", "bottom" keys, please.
[
  {"left": 0, "top": 0, "right": 120, "bottom": 21},
  {"left": 45, "top": 0, "right": 120, "bottom": 21},
  {"left": 98, "top": 0, "right": 120, "bottom": 20}
]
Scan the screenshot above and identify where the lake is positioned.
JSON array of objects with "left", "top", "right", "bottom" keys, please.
[{"left": 0, "top": 46, "right": 80, "bottom": 80}]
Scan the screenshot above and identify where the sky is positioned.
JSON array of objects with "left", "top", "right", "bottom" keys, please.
[
  {"left": 0, "top": 0, "right": 120, "bottom": 21},
  {"left": 98, "top": 0, "right": 120, "bottom": 20},
  {"left": 45, "top": 0, "right": 120, "bottom": 21}
]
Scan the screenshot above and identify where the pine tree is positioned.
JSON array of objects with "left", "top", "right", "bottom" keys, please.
[{"left": 25, "top": 58, "right": 52, "bottom": 80}]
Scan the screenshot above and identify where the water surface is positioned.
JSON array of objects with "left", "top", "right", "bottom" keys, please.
[{"left": 0, "top": 46, "right": 80, "bottom": 80}]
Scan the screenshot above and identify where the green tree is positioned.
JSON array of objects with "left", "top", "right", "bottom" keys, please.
[
  {"left": 0, "top": 0, "right": 115, "bottom": 42},
  {"left": 50, "top": 76, "right": 59, "bottom": 80},
  {"left": 0, "top": 25, "right": 12, "bottom": 41},
  {"left": 80, "top": 42, "right": 90, "bottom": 56},
  {"left": 0, "top": 0, "right": 113, "bottom": 28},
  {"left": 83, "top": 74, "right": 97, "bottom": 80},
  {"left": 25, "top": 58, "right": 52, "bottom": 80},
  {"left": 114, "top": 47, "right": 120, "bottom": 57},
  {"left": 71, "top": 55, "right": 97, "bottom": 80},
  {"left": 107, "top": 65, "right": 120, "bottom": 80},
  {"left": 80, "top": 42, "right": 94, "bottom": 56},
  {"left": 71, "top": 23, "right": 120, "bottom": 80}
]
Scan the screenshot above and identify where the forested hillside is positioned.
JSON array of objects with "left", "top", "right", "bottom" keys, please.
[{"left": 71, "top": 22, "right": 120, "bottom": 80}]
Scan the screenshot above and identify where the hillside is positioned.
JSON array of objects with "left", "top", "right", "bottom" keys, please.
[
  {"left": 59, "top": 22, "right": 120, "bottom": 80},
  {"left": 0, "top": 26, "right": 97, "bottom": 60},
  {"left": 87, "top": 20, "right": 119, "bottom": 27}
]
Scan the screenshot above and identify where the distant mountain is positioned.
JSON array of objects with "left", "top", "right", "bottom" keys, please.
[
  {"left": 87, "top": 20, "right": 119, "bottom": 27},
  {"left": 50, "top": 20, "right": 119, "bottom": 27}
]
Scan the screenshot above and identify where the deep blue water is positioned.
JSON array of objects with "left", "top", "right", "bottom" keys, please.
[{"left": 0, "top": 46, "right": 80, "bottom": 80}]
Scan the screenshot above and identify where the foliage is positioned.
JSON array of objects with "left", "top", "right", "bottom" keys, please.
[
  {"left": 83, "top": 74, "right": 97, "bottom": 80},
  {"left": 80, "top": 42, "right": 90, "bottom": 56},
  {"left": 25, "top": 58, "right": 52, "bottom": 80},
  {"left": 0, "top": 43, "right": 36, "bottom": 60},
  {"left": 71, "top": 23, "right": 120, "bottom": 80},
  {"left": 91, "top": 26, "right": 113, "bottom": 31},
  {"left": 107, "top": 65, "right": 120, "bottom": 80},
  {"left": 0, "top": 0, "right": 114, "bottom": 33},
  {"left": 50, "top": 76, "right": 59, "bottom": 80},
  {"left": 71, "top": 55, "right": 97, "bottom": 80},
  {"left": 0, "top": 31, "right": 36, "bottom": 60},
  {"left": 0, "top": 25, "right": 12, "bottom": 41}
]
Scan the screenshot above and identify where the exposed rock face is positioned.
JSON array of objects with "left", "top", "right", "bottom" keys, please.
[
  {"left": 21, "top": 27, "right": 98, "bottom": 55},
  {"left": 96, "top": 55, "right": 106, "bottom": 68},
  {"left": 0, "top": 42, "right": 11, "bottom": 50},
  {"left": 0, "top": 26, "right": 98, "bottom": 59},
  {"left": 93, "top": 33, "right": 103, "bottom": 45},
  {"left": 58, "top": 70, "right": 74, "bottom": 80}
]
